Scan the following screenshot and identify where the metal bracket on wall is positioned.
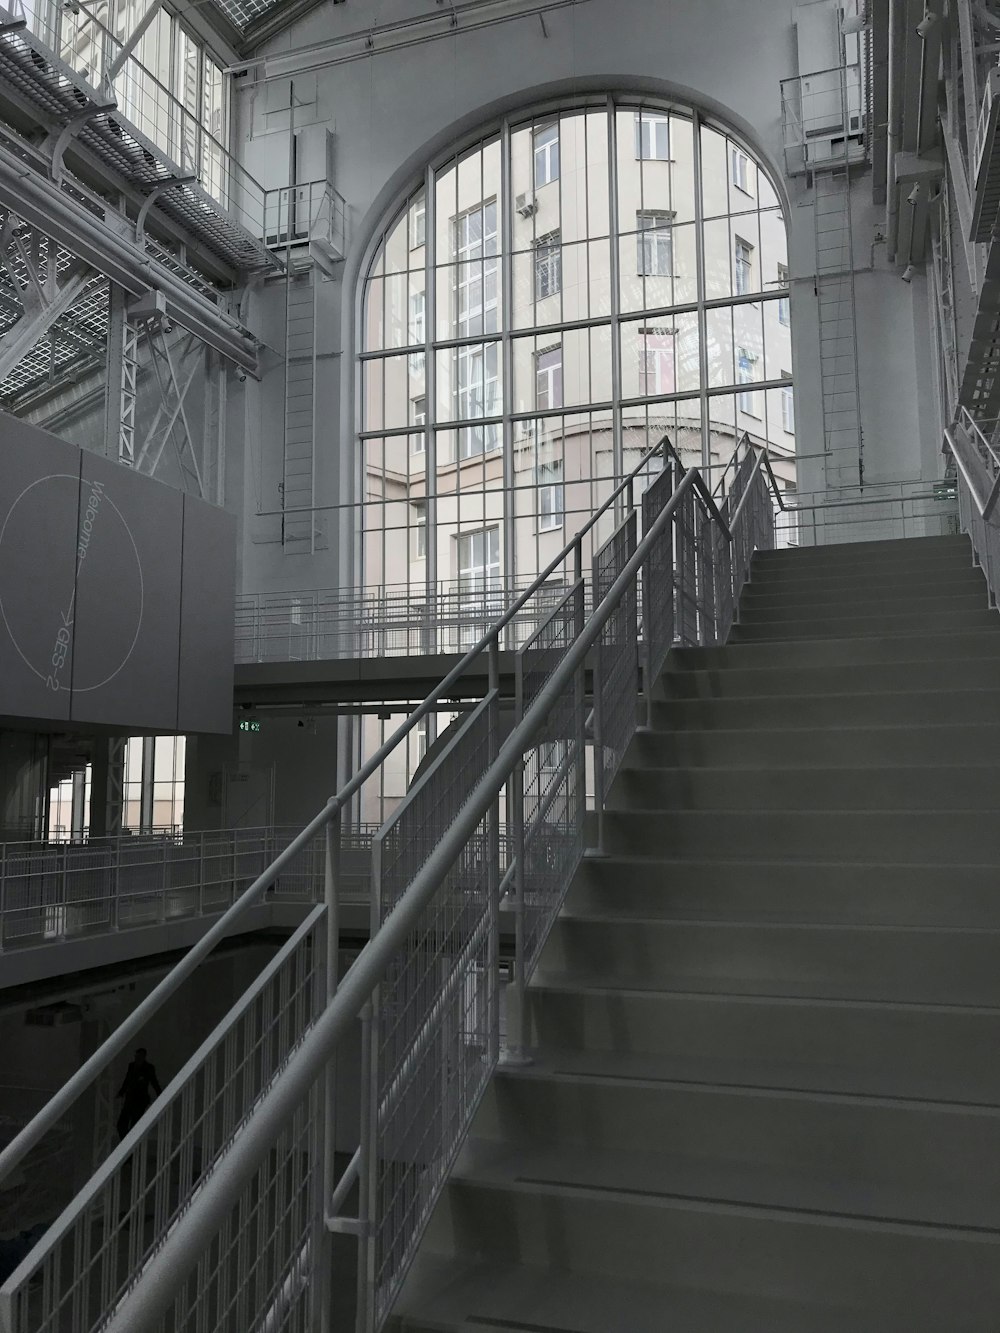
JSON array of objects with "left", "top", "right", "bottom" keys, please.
[
  {"left": 45, "top": 102, "right": 117, "bottom": 187},
  {"left": 135, "top": 175, "right": 197, "bottom": 251}
]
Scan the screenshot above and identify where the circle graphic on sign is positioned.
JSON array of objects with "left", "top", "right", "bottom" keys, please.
[{"left": 0, "top": 473, "right": 144, "bottom": 693}]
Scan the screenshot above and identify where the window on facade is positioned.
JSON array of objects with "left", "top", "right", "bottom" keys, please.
[
  {"left": 411, "top": 193, "right": 426, "bottom": 248},
  {"left": 457, "top": 527, "right": 500, "bottom": 591},
  {"left": 457, "top": 344, "right": 501, "bottom": 457},
  {"left": 454, "top": 202, "right": 499, "bottom": 336},
  {"left": 534, "top": 122, "right": 560, "bottom": 188},
  {"left": 731, "top": 147, "right": 751, "bottom": 194},
  {"left": 734, "top": 237, "right": 754, "bottom": 296},
  {"left": 412, "top": 501, "right": 427, "bottom": 558},
  {"left": 534, "top": 231, "right": 562, "bottom": 300},
  {"left": 639, "top": 327, "right": 675, "bottom": 397},
  {"left": 737, "top": 347, "right": 757, "bottom": 414},
  {"left": 781, "top": 376, "right": 795, "bottom": 433},
  {"left": 409, "top": 291, "right": 425, "bottom": 375},
  {"left": 777, "top": 263, "right": 790, "bottom": 325},
  {"left": 411, "top": 396, "right": 427, "bottom": 453},
  {"left": 636, "top": 211, "right": 674, "bottom": 276},
  {"left": 457, "top": 526, "right": 501, "bottom": 645},
  {"left": 635, "top": 111, "right": 670, "bottom": 160},
  {"left": 538, "top": 459, "right": 564, "bottom": 530},
  {"left": 536, "top": 345, "right": 563, "bottom": 409}
]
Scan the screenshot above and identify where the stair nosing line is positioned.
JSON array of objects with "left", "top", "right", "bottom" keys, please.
[{"left": 495, "top": 1176, "right": 1000, "bottom": 1239}]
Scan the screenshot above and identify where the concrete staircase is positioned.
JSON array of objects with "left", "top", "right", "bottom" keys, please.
[{"left": 388, "top": 534, "right": 1000, "bottom": 1333}]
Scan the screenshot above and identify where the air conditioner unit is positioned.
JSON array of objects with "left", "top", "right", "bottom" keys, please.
[{"left": 516, "top": 192, "right": 538, "bottom": 218}]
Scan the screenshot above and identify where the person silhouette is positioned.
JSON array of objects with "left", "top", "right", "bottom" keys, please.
[{"left": 115, "top": 1046, "right": 162, "bottom": 1141}]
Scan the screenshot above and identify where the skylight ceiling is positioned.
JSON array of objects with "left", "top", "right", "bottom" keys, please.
[{"left": 207, "top": 0, "right": 289, "bottom": 33}]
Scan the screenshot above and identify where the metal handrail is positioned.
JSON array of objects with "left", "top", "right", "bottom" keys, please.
[
  {"left": 944, "top": 418, "right": 1000, "bottom": 519},
  {"left": 0, "top": 435, "right": 668, "bottom": 1191},
  {"left": 98, "top": 455, "right": 771, "bottom": 1332}
]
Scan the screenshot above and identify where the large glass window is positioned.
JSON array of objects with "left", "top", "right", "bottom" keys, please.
[{"left": 359, "top": 98, "right": 792, "bottom": 624}]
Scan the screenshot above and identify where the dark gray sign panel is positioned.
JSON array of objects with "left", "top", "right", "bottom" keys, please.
[
  {"left": 70, "top": 453, "right": 184, "bottom": 730},
  {"left": 177, "top": 494, "right": 236, "bottom": 734},
  {"left": 0, "top": 423, "right": 81, "bottom": 722},
  {"left": 0, "top": 411, "right": 236, "bottom": 734}
]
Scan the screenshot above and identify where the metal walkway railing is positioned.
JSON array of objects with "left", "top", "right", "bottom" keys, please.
[
  {"left": 0, "top": 825, "right": 372, "bottom": 957},
  {"left": 0, "top": 433, "right": 780, "bottom": 1333},
  {"left": 947, "top": 407, "right": 1000, "bottom": 600}
]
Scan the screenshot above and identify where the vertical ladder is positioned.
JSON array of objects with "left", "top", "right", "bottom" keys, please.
[
  {"left": 814, "top": 160, "right": 864, "bottom": 492},
  {"left": 282, "top": 267, "right": 316, "bottom": 549}
]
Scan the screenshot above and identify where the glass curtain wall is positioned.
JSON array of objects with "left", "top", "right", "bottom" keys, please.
[{"left": 360, "top": 97, "right": 792, "bottom": 632}]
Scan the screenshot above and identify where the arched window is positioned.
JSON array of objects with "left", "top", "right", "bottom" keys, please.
[{"left": 359, "top": 96, "right": 792, "bottom": 604}]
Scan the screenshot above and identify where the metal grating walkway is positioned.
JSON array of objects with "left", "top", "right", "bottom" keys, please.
[{"left": 0, "top": 25, "right": 273, "bottom": 274}]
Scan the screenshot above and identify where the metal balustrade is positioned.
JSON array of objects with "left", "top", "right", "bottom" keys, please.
[
  {"left": 0, "top": 908, "right": 326, "bottom": 1333},
  {"left": 948, "top": 413, "right": 1000, "bottom": 603},
  {"left": 0, "top": 433, "right": 781, "bottom": 1333},
  {"left": 235, "top": 580, "right": 583, "bottom": 664},
  {"left": 0, "top": 827, "right": 323, "bottom": 956}
]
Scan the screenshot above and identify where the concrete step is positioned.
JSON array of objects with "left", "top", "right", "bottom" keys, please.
[
  {"left": 752, "top": 535, "right": 970, "bottom": 567},
  {"left": 567, "top": 855, "right": 1000, "bottom": 927},
  {"left": 609, "top": 763, "right": 1000, "bottom": 812},
  {"left": 649, "top": 688, "right": 1000, "bottom": 731},
  {"left": 414, "top": 1169, "right": 1000, "bottom": 1330},
  {"left": 658, "top": 657, "right": 1000, "bottom": 700},
  {"left": 741, "top": 567, "right": 984, "bottom": 601},
  {"left": 600, "top": 806, "right": 1000, "bottom": 863},
  {"left": 473, "top": 1068, "right": 1000, "bottom": 1229},
  {"left": 730, "top": 607, "right": 997, "bottom": 642},
  {"left": 537, "top": 915, "right": 1000, "bottom": 1005},
  {"left": 737, "top": 590, "right": 988, "bottom": 623},
  {"left": 526, "top": 986, "right": 1000, "bottom": 1103},
  {"left": 669, "top": 628, "right": 1000, "bottom": 672},
  {"left": 628, "top": 721, "right": 1000, "bottom": 768},
  {"left": 745, "top": 547, "right": 977, "bottom": 581},
  {"left": 390, "top": 1251, "right": 992, "bottom": 1333}
]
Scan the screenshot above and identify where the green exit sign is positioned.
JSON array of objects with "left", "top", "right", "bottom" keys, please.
[{"left": 239, "top": 719, "right": 261, "bottom": 733}]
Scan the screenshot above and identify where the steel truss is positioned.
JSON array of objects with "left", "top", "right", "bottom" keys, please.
[{"left": 0, "top": 207, "right": 107, "bottom": 407}]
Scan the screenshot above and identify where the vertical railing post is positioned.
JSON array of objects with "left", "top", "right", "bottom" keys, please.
[
  {"left": 355, "top": 996, "right": 377, "bottom": 1333},
  {"left": 160, "top": 837, "right": 168, "bottom": 925},
  {"left": 316, "top": 806, "right": 341, "bottom": 1333},
  {"left": 110, "top": 833, "right": 119, "bottom": 932}
]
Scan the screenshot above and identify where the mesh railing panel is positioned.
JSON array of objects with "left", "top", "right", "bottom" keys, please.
[
  {"left": 675, "top": 486, "right": 700, "bottom": 646},
  {"left": 515, "top": 582, "right": 586, "bottom": 980},
  {"left": 373, "top": 698, "right": 499, "bottom": 924},
  {"left": 0, "top": 908, "right": 326, "bottom": 1333},
  {"left": 728, "top": 448, "right": 757, "bottom": 593},
  {"left": 641, "top": 465, "right": 676, "bottom": 684},
  {"left": 713, "top": 494, "right": 736, "bottom": 643},
  {"left": 695, "top": 496, "right": 718, "bottom": 644},
  {"left": 593, "top": 513, "right": 638, "bottom": 796},
  {"left": 370, "top": 694, "right": 499, "bottom": 1326},
  {"left": 150, "top": 1090, "right": 318, "bottom": 1333}
]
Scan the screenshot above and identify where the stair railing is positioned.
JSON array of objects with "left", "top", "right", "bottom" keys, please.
[
  {"left": 0, "top": 437, "right": 780, "bottom": 1333},
  {"left": 946, "top": 411, "right": 1000, "bottom": 605}
]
